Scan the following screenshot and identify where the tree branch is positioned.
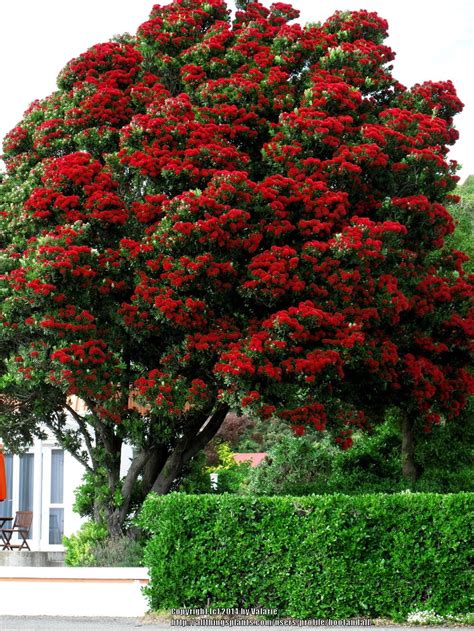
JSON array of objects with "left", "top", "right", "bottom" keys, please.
[
  {"left": 151, "top": 404, "right": 229, "bottom": 494},
  {"left": 44, "top": 413, "right": 93, "bottom": 473},
  {"left": 64, "top": 403, "right": 96, "bottom": 468},
  {"left": 182, "top": 404, "right": 230, "bottom": 463},
  {"left": 120, "top": 448, "right": 149, "bottom": 505}
]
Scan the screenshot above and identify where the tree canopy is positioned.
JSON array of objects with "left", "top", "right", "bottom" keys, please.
[{"left": 1, "top": 0, "right": 472, "bottom": 532}]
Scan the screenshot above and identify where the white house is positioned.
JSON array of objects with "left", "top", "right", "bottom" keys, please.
[
  {"left": 0, "top": 398, "right": 135, "bottom": 551},
  {"left": 0, "top": 432, "right": 85, "bottom": 551}
]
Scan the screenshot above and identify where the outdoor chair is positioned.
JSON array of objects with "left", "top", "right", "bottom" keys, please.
[{"left": 0, "top": 511, "right": 33, "bottom": 551}]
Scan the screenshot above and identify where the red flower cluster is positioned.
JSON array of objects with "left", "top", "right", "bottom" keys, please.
[{"left": 1, "top": 0, "right": 472, "bottom": 446}]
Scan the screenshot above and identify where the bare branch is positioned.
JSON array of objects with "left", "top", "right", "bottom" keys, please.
[
  {"left": 64, "top": 403, "right": 97, "bottom": 468},
  {"left": 43, "top": 413, "right": 93, "bottom": 473}
]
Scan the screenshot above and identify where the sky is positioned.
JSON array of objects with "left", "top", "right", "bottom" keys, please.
[{"left": 0, "top": 0, "right": 472, "bottom": 180}]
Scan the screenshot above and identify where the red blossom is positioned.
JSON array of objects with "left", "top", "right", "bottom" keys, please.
[{"left": 0, "top": 0, "right": 471, "bottom": 448}]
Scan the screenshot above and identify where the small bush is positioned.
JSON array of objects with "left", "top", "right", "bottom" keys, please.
[
  {"left": 139, "top": 492, "right": 473, "bottom": 619},
  {"left": 247, "top": 433, "right": 336, "bottom": 496},
  {"left": 63, "top": 521, "right": 107, "bottom": 567},
  {"left": 64, "top": 521, "right": 145, "bottom": 567},
  {"left": 90, "top": 535, "right": 145, "bottom": 567}
]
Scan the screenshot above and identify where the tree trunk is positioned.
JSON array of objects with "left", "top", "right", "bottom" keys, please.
[
  {"left": 152, "top": 449, "right": 187, "bottom": 495},
  {"left": 151, "top": 404, "right": 229, "bottom": 495},
  {"left": 141, "top": 445, "right": 169, "bottom": 495},
  {"left": 93, "top": 497, "right": 104, "bottom": 525},
  {"left": 401, "top": 414, "right": 419, "bottom": 484},
  {"left": 107, "top": 510, "right": 125, "bottom": 539},
  {"left": 106, "top": 445, "right": 170, "bottom": 536},
  {"left": 91, "top": 406, "right": 229, "bottom": 535}
]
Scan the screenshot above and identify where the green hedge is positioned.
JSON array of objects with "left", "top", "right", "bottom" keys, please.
[{"left": 138, "top": 493, "right": 473, "bottom": 619}]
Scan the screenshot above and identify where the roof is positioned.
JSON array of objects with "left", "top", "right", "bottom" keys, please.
[{"left": 233, "top": 453, "right": 267, "bottom": 467}]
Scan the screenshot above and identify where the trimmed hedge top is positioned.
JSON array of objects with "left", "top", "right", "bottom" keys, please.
[{"left": 139, "top": 492, "right": 473, "bottom": 619}]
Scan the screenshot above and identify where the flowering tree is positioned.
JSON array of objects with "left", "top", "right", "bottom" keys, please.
[{"left": 1, "top": 0, "right": 472, "bottom": 533}]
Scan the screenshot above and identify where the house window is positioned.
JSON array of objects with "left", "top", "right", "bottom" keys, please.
[
  {"left": 19, "top": 454, "right": 34, "bottom": 510},
  {"left": 19, "top": 453, "right": 34, "bottom": 538},
  {"left": 50, "top": 449, "right": 64, "bottom": 504},
  {"left": 49, "top": 508, "right": 64, "bottom": 544},
  {"left": 0, "top": 454, "right": 13, "bottom": 518},
  {"left": 49, "top": 449, "right": 64, "bottom": 544}
]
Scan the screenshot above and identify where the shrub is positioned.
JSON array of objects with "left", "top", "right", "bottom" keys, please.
[
  {"left": 247, "top": 433, "right": 337, "bottom": 496},
  {"left": 206, "top": 443, "right": 251, "bottom": 493},
  {"left": 63, "top": 521, "right": 107, "bottom": 567},
  {"left": 414, "top": 399, "right": 474, "bottom": 493},
  {"left": 247, "top": 411, "right": 474, "bottom": 496},
  {"left": 139, "top": 492, "right": 473, "bottom": 619},
  {"left": 64, "top": 521, "right": 144, "bottom": 567},
  {"left": 328, "top": 419, "right": 407, "bottom": 494},
  {"left": 90, "top": 535, "right": 145, "bottom": 567},
  {"left": 173, "top": 452, "right": 213, "bottom": 494}
]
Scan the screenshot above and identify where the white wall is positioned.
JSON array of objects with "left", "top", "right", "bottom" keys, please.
[
  {"left": 0, "top": 567, "right": 149, "bottom": 617},
  {"left": 61, "top": 446, "right": 85, "bottom": 545}
]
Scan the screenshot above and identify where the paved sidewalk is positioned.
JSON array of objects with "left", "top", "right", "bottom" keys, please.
[
  {"left": 1, "top": 618, "right": 156, "bottom": 630},
  {"left": 0, "top": 620, "right": 471, "bottom": 631}
]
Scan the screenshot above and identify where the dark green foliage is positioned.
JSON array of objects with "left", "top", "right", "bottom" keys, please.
[
  {"left": 414, "top": 399, "right": 474, "bottom": 492},
  {"left": 445, "top": 179, "right": 474, "bottom": 273},
  {"left": 176, "top": 444, "right": 251, "bottom": 494},
  {"left": 90, "top": 536, "right": 145, "bottom": 567},
  {"left": 235, "top": 416, "right": 293, "bottom": 452},
  {"left": 139, "top": 493, "right": 473, "bottom": 619},
  {"left": 338, "top": 409, "right": 474, "bottom": 493},
  {"left": 64, "top": 520, "right": 145, "bottom": 567},
  {"left": 332, "top": 420, "right": 405, "bottom": 493},
  {"left": 248, "top": 410, "right": 474, "bottom": 496},
  {"left": 247, "top": 433, "right": 336, "bottom": 496},
  {"left": 235, "top": 0, "right": 250, "bottom": 10},
  {"left": 177, "top": 407, "right": 474, "bottom": 498},
  {"left": 173, "top": 452, "right": 213, "bottom": 494}
]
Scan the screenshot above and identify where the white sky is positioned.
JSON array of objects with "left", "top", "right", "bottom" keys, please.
[{"left": 0, "top": 0, "right": 472, "bottom": 180}]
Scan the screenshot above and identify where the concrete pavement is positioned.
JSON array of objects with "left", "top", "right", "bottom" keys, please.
[
  {"left": 0, "top": 617, "right": 158, "bottom": 630},
  {"left": 0, "top": 620, "right": 471, "bottom": 631}
]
